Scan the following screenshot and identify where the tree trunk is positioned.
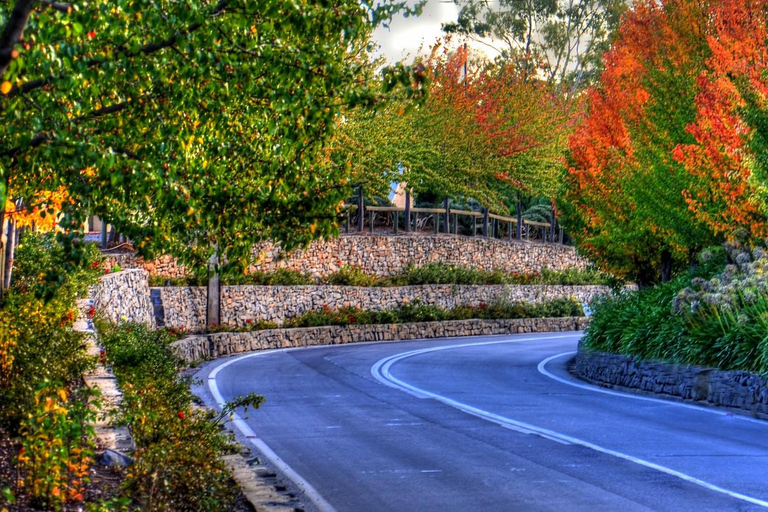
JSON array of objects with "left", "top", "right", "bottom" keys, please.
[
  {"left": 206, "top": 251, "right": 220, "bottom": 328},
  {"left": 3, "top": 215, "right": 16, "bottom": 289}
]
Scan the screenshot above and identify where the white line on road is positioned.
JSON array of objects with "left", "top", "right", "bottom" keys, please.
[
  {"left": 207, "top": 351, "right": 338, "bottom": 512},
  {"left": 371, "top": 338, "right": 768, "bottom": 509}
]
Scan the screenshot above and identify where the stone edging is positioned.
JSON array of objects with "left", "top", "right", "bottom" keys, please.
[
  {"left": 171, "top": 316, "right": 590, "bottom": 363},
  {"left": 572, "top": 348, "right": 768, "bottom": 418}
]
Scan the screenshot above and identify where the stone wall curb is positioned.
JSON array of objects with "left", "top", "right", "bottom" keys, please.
[
  {"left": 572, "top": 347, "right": 768, "bottom": 419},
  {"left": 171, "top": 317, "right": 591, "bottom": 363}
]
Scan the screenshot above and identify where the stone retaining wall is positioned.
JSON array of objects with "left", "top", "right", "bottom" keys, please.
[
  {"left": 104, "top": 234, "right": 589, "bottom": 278},
  {"left": 158, "top": 284, "right": 607, "bottom": 332},
  {"left": 91, "top": 269, "right": 155, "bottom": 327},
  {"left": 171, "top": 317, "right": 590, "bottom": 363},
  {"left": 573, "top": 349, "right": 768, "bottom": 417}
]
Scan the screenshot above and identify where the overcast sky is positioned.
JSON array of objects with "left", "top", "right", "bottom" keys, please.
[{"left": 371, "top": 1, "right": 462, "bottom": 64}]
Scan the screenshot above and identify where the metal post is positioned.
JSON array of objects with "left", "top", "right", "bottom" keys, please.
[
  {"left": 508, "top": 221, "right": 513, "bottom": 241},
  {"left": 559, "top": 227, "right": 564, "bottom": 244},
  {"left": 369, "top": 211, "right": 374, "bottom": 234},
  {"left": 516, "top": 192, "right": 523, "bottom": 240},
  {"left": 453, "top": 214, "right": 458, "bottom": 234},
  {"left": 433, "top": 215, "right": 438, "bottom": 234},
  {"left": 404, "top": 189, "right": 411, "bottom": 233},
  {"left": 206, "top": 251, "right": 220, "bottom": 328},
  {"left": 550, "top": 213, "right": 556, "bottom": 243},
  {"left": 482, "top": 208, "right": 489, "bottom": 237},
  {"left": 101, "top": 222, "right": 108, "bottom": 248},
  {"left": 357, "top": 187, "right": 364, "bottom": 232},
  {"left": 393, "top": 211, "right": 399, "bottom": 234},
  {"left": 443, "top": 198, "right": 450, "bottom": 234}
]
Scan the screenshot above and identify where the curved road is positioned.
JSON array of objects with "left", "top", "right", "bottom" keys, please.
[{"left": 194, "top": 332, "right": 768, "bottom": 512}]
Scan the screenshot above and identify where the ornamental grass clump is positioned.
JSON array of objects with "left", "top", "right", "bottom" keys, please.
[{"left": 582, "top": 245, "right": 768, "bottom": 374}]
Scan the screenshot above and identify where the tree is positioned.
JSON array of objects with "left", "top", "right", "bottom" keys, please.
[
  {"left": 560, "top": 0, "right": 768, "bottom": 284},
  {"left": 442, "top": 0, "right": 626, "bottom": 89},
  {"left": 0, "top": 0, "right": 425, "bottom": 285},
  {"left": 332, "top": 43, "right": 577, "bottom": 213}
]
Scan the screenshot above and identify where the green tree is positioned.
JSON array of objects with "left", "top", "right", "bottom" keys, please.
[{"left": 0, "top": 0, "right": 424, "bottom": 279}]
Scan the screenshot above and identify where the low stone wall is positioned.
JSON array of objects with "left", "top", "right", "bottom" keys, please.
[
  {"left": 157, "top": 284, "right": 607, "bottom": 331},
  {"left": 170, "top": 317, "right": 590, "bottom": 363},
  {"left": 573, "top": 349, "right": 768, "bottom": 417},
  {"left": 103, "top": 234, "right": 590, "bottom": 278},
  {"left": 91, "top": 269, "right": 155, "bottom": 327}
]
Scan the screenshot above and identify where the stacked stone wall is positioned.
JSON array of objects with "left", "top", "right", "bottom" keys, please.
[
  {"left": 573, "top": 349, "right": 768, "bottom": 417},
  {"left": 91, "top": 269, "right": 155, "bottom": 327},
  {"left": 170, "top": 317, "right": 590, "bottom": 363},
  {"left": 157, "top": 284, "right": 608, "bottom": 331},
  {"left": 103, "top": 234, "right": 590, "bottom": 278}
]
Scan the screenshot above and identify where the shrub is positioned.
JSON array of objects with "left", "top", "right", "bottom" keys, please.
[
  {"left": 97, "top": 321, "right": 264, "bottom": 510},
  {"left": 16, "top": 382, "right": 99, "bottom": 510},
  {"left": 324, "top": 265, "right": 379, "bottom": 286}
]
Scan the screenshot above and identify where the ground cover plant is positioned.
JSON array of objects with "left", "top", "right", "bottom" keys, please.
[
  {"left": 280, "top": 298, "right": 584, "bottom": 328},
  {"left": 581, "top": 245, "right": 768, "bottom": 374},
  {"left": 96, "top": 321, "right": 263, "bottom": 511}
]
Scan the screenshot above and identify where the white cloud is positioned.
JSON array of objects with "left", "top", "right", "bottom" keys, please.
[{"left": 371, "top": 1, "right": 499, "bottom": 64}]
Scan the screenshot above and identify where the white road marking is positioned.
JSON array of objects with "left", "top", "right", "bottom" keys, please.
[
  {"left": 537, "top": 351, "right": 768, "bottom": 425},
  {"left": 207, "top": 351, "right": 338, "bottom": 512},
  {"left": 371, "top": 337, "right": 768, "bottom": 509}
]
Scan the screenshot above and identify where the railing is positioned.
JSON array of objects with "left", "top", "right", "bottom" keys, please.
[{"left": 341, "top": 201, "right": 565, "bottom": 245}]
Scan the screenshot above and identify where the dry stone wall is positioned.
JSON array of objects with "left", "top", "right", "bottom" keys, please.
[
  {"left": 573, "top": 349, "right": 768, "bottom": 417},
  {"left": 171, "top": 317, "right": 590, "bottom": 362},
  {"left": 157, "top": 284, "right": 608, "bottom": 331},
  {"left": 103, "top": 234, "right": 590, "bottom": 278},
  {"left": 91, "top": 269, "right": 155, "bottom": 327}
]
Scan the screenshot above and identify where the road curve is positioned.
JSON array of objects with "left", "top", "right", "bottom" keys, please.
[{"left": 194, "top": 332, "right": 768, "bottom": 512}]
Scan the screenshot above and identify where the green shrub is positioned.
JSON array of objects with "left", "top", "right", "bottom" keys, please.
[
  {"left": 0, "top": 232, "right": 103, "bottom": 433},
  {"left": 324, "top": 265, "right": 379, "bottom": 286},
  {"left": 97, "top": 321, "right": 263, "bottom": 510},
  {"left": 282, "top": 298, "right": 583, "bottom": 328},
  {"left": 577, "top": 245, "right": 768, "bottom": 373}
]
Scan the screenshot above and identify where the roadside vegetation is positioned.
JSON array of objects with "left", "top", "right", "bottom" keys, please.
[
  {"left": 96, "top": 321, "right": 263, "bottom": 511},
  {"left": 194, "top": 298, "right": 584, "bottom": 335},
  {"left": 0, "top": 232, "right": 109, "bottom": 510},
  {"left": 583, "top": 245, "right": 768, "bottom": 374},
  {"left": 149, "top": 263, "right": 618, "bottom": 288}
]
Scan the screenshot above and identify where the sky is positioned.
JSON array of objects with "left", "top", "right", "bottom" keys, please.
[{"left": 371, "top": 1, "right": 463, "bottom": 64}]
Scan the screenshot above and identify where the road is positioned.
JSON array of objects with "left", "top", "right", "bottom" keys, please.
[{"left": 194, "top": 332, "right": 768, "bottom": 512}]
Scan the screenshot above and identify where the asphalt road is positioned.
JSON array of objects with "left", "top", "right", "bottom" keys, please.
[{"left": 194, "top": 332, "right": 768, "bottom": 512}]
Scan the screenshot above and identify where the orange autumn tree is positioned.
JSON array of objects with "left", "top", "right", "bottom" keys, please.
[
  {"left": 673, "top": 0, "right": 768, "bottom": 240},
  {"left": 560, "top": 0, "right": 768, "bottom": 284},
  {"left": 3, "top": 187, "right": 69, "bottom": 232}
]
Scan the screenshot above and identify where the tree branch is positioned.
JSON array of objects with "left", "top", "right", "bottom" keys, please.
[{"left": 0, "top": 0, "right": 35, "bottom": 78}]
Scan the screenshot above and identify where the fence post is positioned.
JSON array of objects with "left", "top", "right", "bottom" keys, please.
[
  {"left": 393, "top": 210, "right": 399, "bottom": 234},
  {"left": 357, "top": 187, "right": 364, "bottom": 232},
  {"left": 404, "top": 188, "right": 411, "bottom": 233},
  {"left": 559, "top": 227, "right": 564, "bottom": 244},
  {"left": 482, "top": 208, "right": 489, "bottom": 237},
  {"left": 550, "top": 214, "right": 556, "bottom": 243},
  {"left": 453, "top": 213, "right": 458, "bottom": 234},
  {"left": 443, "top": 198, "right": 450, "bottom": 234},
  {"left": 369, "top": 210, "right": 374, "bottom": 234},
  {"left": 516, "top": 192, "right": 523, "bottom": 239},
  {"left": 508, "top": 221, "right": 513, "bottom": 241},
  {"left": 101, "top": 222, "right": 108, "bottom": 248}
]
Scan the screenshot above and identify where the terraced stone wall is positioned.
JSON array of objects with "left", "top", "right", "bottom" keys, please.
[
  {"left": 158, "top": 284, "right": 608, "bottom": 332},
  {"left": 104, "top": 234, "right": 590, "bottom": 278}
]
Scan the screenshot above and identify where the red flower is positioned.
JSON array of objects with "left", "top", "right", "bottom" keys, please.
[
  {"left": 177, "top": 411, "right": 186, "bottom": 419},
  {"left": 87, "top": 305, "right": 96, "bottom": 318},
  {"left": 87, "top": 30, "right": 96, "bottom": 40},
  {"left": 90, "top": 261, "right": 100, "bottom": 269},
  {"left": 245, "top": 318, "right": 253, "bottom": 323}
]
